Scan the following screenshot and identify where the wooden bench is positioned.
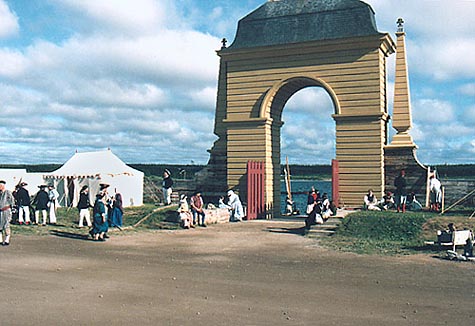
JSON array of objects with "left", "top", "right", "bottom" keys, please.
[{"left": 437, "top": 230, "right": 474, "bottom": 251}]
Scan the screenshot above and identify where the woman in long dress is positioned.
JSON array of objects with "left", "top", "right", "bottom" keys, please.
[
  {"left": 92, "top": 193, "right": 108, "bottom": 241},
  {"left": 109, "top": 193, "right": 123, "bottom": 228}
]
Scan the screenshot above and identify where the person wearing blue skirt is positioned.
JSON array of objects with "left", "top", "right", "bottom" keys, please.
[
  {"left": 92, "top": 192, "right": 108, "bottom": 241},
  {"left": 109, "top": 193, "right": 123, "bottom": 228}
]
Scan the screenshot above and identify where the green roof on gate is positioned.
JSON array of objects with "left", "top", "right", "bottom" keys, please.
[{"left": 227, "top": 0, "right": 383, "bottom": 50}]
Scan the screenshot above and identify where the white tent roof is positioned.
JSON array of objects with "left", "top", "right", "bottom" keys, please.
[{"left": 47, "top": 150, "right": 143, "bottom": 178}]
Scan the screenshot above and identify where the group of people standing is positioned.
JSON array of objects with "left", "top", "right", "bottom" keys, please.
[
  {"left": 87, "top": 184, "right": 124, "bottom": 241},
  {"left": 11, "top": 182, "right": 59, "bottom": 226},
  {"left": 0, "top": 180, "right": 59, "bottom": 246}
]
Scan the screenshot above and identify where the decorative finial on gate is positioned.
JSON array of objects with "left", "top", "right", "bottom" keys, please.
[
  {"left": 396, "top": 17, "right": 404, "bottom": 33},
  {"left": 221, "top": 38, "right": 227, "bottom": 49}
]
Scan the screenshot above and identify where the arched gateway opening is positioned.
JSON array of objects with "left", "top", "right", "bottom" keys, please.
[
  {"left": 279, "top": 86, "right": 336, "bottom": 214},
  {"left": 201, "top": 0, "right": 404, "bottom": 217},
  {"left": 263, "top": 77, "right": 339, "bottom": 214}
]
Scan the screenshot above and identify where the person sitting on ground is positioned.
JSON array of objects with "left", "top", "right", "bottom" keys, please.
[
  {"left": 177, "top": 194, "right": 192, "bottom": 229},
  {"left": 284, "top": 196, "right": 294, "bottom": 216},
  {"left": 306, "top": 188, "right": 317, "bottom": 215},
  {"left": 305, "top": 200, "right": 324, "bottom": 229},
  {"left": 363, "top": 189, "right": 381, "bottom": 211},
  {"left": 321, "top": 193, "right": 333, "bottom": 220},
  {"left": 218, "top": 196, "right": 230, "bottom": 209},
  {"left": 190, "top": 191, "right": 206, "bottom": 227},
  {"left": 227, "top": 190, "right": 244, "bottom": 222},
  {"left": 406, "top": 192, "right": 423, "bottom": 211},
  {"left": 380, "top": 191, "right": 395, "bottom": 210},
  {"left": 463, "top": 230, "right": 474, "bottom": 257}
]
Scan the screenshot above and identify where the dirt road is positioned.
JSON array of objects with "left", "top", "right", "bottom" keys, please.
[{"left": 1, "top": 220, "right": 474, "bottom": 325}]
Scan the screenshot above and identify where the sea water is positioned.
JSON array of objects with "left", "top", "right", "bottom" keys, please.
[{"left": 280, "top": 180, "right": 332, "bottom": 214}]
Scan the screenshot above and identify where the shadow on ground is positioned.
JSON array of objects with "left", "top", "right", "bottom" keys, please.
[
  {"left": 50, "top": 230, "right": 90, "bottom": 241},
  {"left": 265, "top": 226, "right": 306, "bottom": 236}
]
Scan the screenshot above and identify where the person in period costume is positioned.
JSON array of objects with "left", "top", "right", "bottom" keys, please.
[
  {"left": 363, "top": 189, "right": 381, "bottom": 211},
  {"left": 407, "top": 192, "right": 423, "bottom": 211},
  {"left": 394, "top": 170, "right": 407, "bottom": 213},
  {"left": 177, "top": 194, "right": 192, "bottom": 229},
  {"left": 0, "top": 180, "right": 15, "bottom": 245},
  {"left": 77, "top": 185, "right": 92, "bottom": 228},
  {"left": 162, "top": 169, "right": 173, "bottom": 205},
  {"left": 190, "top": 191, "right": 206, "bottom": 227},
  {"left": 321, "top": 193, "right": 334, "bottom": 219},
  {"left": 33, "top": 185, "right": 49, "bottom": 225},
  {"left": 380, "top": 191, "right": 395, "bottom": 210},
  {"left": 47, "top": 184, "right": 59, "bottom": 224},
  {"left": 92, "top": 192, "right": 108, "bottom": 241},
  {"left": 429, "top": 175, "right": 442, "bottom": 212},
  {"left": 109, "top": 193, "right": 124, "bottom": 228},
  {"left": 227, "top": 190, "right": 244, "bottom": 222},
  {"left": 17, "top": 182, "right": 31, "bottom": 225}
]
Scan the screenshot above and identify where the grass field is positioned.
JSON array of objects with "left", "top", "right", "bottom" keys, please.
[{"left": 10, "top": 204, "right": 181, "bottom": 238}]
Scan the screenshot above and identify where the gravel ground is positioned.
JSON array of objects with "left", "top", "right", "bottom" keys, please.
[{"left": 1, "top": 219, "right": 474, "bottom": 325}]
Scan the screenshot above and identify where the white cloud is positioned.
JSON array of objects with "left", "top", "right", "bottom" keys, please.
[
  {"left": 56, "top": 0, "right": 167, "bottom": 35},
  {"left": 409, "top": 39, "right": 475, "bottom": 81},
  {"left": 458, "top": 83, "right": 475, "bottom": 96},
  {"left": 285, "top": 88, "right": 335, "bottom": 114},
  {"left": 0, "top": 0, "right": 474, "bottom": 165},
  {"left": 413, "top": 99, "right": 455, "bottom": 123},
  {"left": 0, "top": 0, "right": 18, "bottom": 39},
  {"left": 0, "top": 48, "right": 27, "bottom": 77}
]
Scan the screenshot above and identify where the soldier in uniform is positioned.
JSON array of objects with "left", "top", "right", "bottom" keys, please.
[{"left": 0, "top": 180, "right": 15, "bottom": 245}]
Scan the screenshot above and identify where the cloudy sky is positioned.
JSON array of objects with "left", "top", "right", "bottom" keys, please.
[{"left": 0, "top": 0, "right": 474, "bottom": 166}]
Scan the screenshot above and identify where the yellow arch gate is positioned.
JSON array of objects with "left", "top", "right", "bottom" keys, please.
[{"left": 202, "top": 0, "right": 424, "bottom": 217}]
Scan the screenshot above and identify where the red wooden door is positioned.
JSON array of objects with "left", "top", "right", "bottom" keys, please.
[{"left": 247, "top": 161, "right": 265, "bottom": 220}]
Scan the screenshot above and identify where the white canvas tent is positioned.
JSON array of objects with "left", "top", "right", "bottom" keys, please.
[
  {"left": 0, "top": 169, "right": 45, "bottom": 193},
  {"left": 44, "top": 150, "right": 144, "bottom": 207}
]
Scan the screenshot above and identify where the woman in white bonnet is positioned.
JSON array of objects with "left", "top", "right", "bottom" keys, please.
[
  {"left": 227, "top": 190, "right": 244, "bottom": 222},
  {"left": 177, "top": 194, "right": 192, "bottom": 229}
]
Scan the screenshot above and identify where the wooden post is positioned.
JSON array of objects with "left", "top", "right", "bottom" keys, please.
[
  {"left": 332, "top": 159, "right": 339, "bottom": 208},
  {"left": 285, "top": 156, "right": 292, "bottom": 202},
  {"left": 425, "top": 166, "right": 431, "bottom": 208},
  {"left": 441, "top": 186, "right": 445, "bottom": 213}
]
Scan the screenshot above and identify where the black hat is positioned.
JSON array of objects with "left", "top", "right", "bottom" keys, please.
[
  {"left": 38, "top": 185, "right": 47, "bottom": 189},
  {"left": 0, "top": 180, "right": 6, "bottom": 184},
  {"left": 99, "top": 183, "right": 110, "bottom": 190},
  {"left": 80, "top": 185, "right": 89, "bottom": 192}
]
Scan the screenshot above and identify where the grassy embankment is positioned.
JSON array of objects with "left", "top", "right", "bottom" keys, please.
[{"left": 322, "top": 210, "right": 475, "bottom": 255}]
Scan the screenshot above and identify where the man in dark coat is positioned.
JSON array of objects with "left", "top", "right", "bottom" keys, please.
[
  {"left": 33, "top": 185, "right": 49, "bottom": 225},
  {"left": 17, "top": 182, "right": 31, "bottom": 225},
  {"left": 162, "top": 169, "right": 173, "bottom": 205},
  {"left": 394, "top": 170, "right": 407, "bottom": 213},
  {"left": 77, "top": 185, "right": 92, "bottom": 227}
]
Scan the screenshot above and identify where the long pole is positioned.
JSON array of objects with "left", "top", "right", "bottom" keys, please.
[
  {"left": 440, "top": 188, "right": 475, "bottom": 215},
  {"left": 285, "top": 156, "right": 292, "bottom": 202}
]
